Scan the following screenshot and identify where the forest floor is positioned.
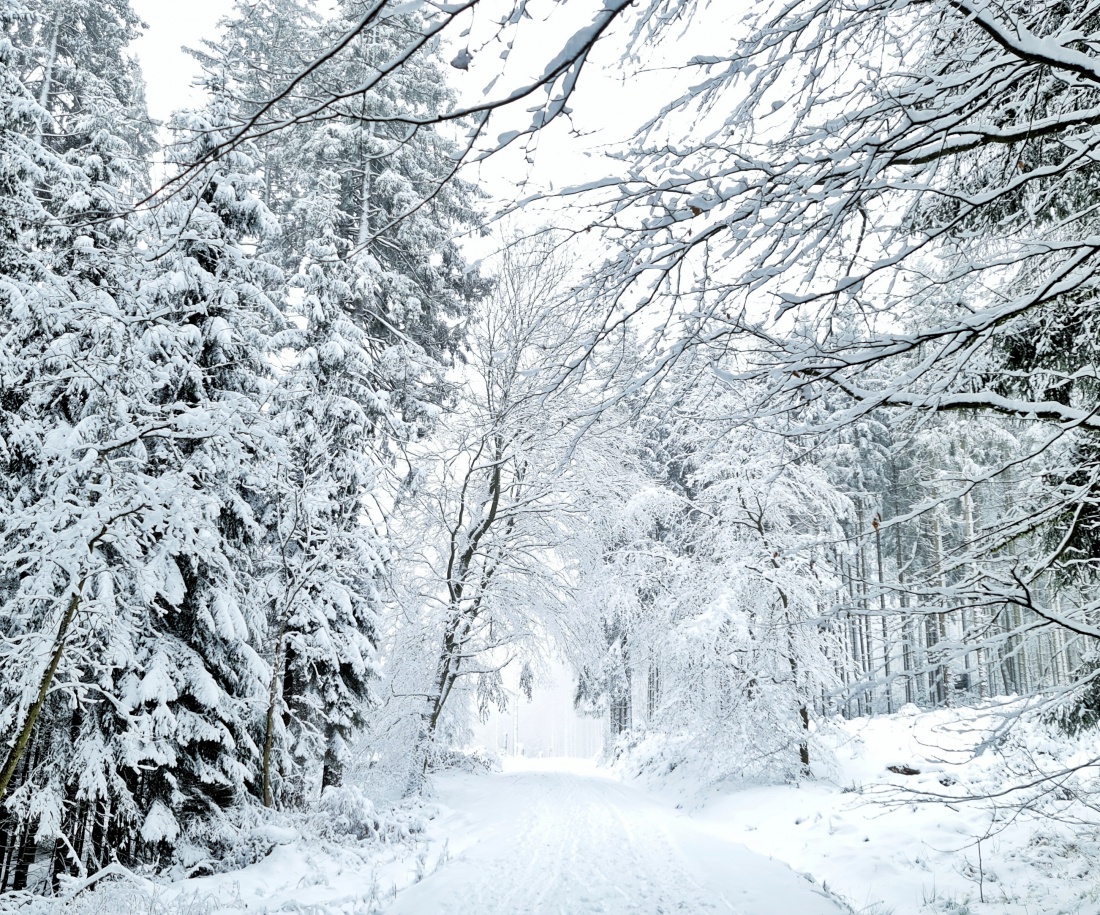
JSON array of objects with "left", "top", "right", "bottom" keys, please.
[
  {"left": 25, "top": 703, "right": 1100, "bottom": 915},
  {"left": 623, "top": 702, "right": 1100, "bottom": 914}
]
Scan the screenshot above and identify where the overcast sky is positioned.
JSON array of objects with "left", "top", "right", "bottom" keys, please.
[
  {"left": 123, "top": 0, "right": 737, "bottom": 257},
  {"left": 131, "top": 0, "right": 233, "bottom": 121}
]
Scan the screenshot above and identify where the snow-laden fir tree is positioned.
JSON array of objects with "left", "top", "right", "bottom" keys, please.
[
  {"left": 195, "top": 0, "right": 480, "bottom": 385},
  {"left": 0, "top": 0, "right": 178, "bottom": 888},
  {"left": 119, "top": 84, "right": 287, "bottom": 862},
  {"left": 190, "top": 0, "right": 484, "bottom": 804},
  {"left": 186, "top": 0, "right": 321, "bottom": 217},
  {"left": 257, "top": 214, "right": 387, "bottom": 808},
  {"left": 12, "top": 0, "right": 153, "bottom": 162}
]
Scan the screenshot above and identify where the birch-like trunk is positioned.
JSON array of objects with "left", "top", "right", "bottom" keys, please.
[
  {"left": 0, "top": 586, "right": 83, "bottom": 806},
  {"left": 34, "top": 15, "right": 59, "bottom": 144}
]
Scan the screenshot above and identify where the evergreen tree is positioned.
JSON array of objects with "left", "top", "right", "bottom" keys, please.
[
  {"left": 0, "top": 0, "right": 178, "bottom": 887},
  {"left": 258, "top": 223, "right": 386, "bottom": 806},
  {"left": 192, "top": 0, "right": 484, "bottom": 804},
  {"left": 14, "top": 0, "right": 153, "bottom": 174},
  {"left": 117, "top": 85, "right": 286, "bottom": 859}
]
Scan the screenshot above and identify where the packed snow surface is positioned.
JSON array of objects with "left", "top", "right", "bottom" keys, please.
[{"left": 385, "top": 757, "right": 847, "bottom": 914}]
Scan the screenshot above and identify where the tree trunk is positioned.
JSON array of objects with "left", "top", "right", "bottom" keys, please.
[
  {"left": 262, "top": 613, "right": 290, "bottom": 809},
  {"left": 0, "top": 588, "right": 82, "bottom": 807},
  {"left": 34, "top": 15, "right": 59, "bottom": 143},
  {"left": 875, "top": 520, "right": 893, "bottom": 713},
  {"left": 11, "top": 816, "right": 37, "bottom": 892}
]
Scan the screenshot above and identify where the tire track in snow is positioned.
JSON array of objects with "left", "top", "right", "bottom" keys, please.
[{"left": 383, "top": 760, "right": 847, "bottom": 914}]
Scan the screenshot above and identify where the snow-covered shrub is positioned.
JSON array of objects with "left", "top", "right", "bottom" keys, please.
[
  {"left": 314, "top": 785, "right": 380, "bottom": 841},
  {"left": 425, "top": 746, "right": 503, "bottom": 775},
  {"left": 169, "top": 804, "right": 297, "bottom": 879},
  {"left": 312, "top": 785, "right": 428, "bottom": 844},
  {"left": 0, "top": 872, "right": 214, "bottom": 915}
]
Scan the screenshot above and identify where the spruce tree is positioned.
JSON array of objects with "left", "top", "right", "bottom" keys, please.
[
  {"left": 120, "top": 84, "right": 286, "bottom": 858},
  {"left": 193, "top": 0, "right": 484, "bottom": 803},
  {"left": 0, "top": 0, "right": 176, "bottom": 886}
]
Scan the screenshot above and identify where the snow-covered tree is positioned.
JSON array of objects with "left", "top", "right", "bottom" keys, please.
[
  {"left": 257, "top": 227, "right": 387, "bottom": 808},
  {"left": 568, "top": 0, "right": 1100, "bottom": 701},
  {"left": 575, "top": 365, "right": 850, "bottom": 781},
  {"left": 0, "top": 0, "right": 175, "bottom": 888},
  {"left": 195, "top": 0, "right": 481, "bottom": 383},
  {"left": 366, "top": 235, "right": 630, "bottom": 795},
  {"left": 189, "top": 0, "right": 485, "bottom": 808},
  {"left": 118, "top": 87, "right": 287, "bottom": 859},
  {"left": 13, "top": 0, "right": 153, "bottom": 162}
]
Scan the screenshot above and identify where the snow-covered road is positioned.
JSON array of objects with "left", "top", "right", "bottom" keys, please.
[{"left": 385, "top": 759, "right": 847, "bottom": 914}]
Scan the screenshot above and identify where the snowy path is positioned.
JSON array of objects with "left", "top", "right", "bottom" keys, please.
[{"left": 385, "top": 759, "right": 847, "bottom": 915}]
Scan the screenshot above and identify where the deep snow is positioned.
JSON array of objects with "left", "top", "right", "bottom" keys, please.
[
  {"left": 623, "top": 702, "right": 1100, "bottom": 914},
  {"left": 19, "top": 703, "right": 1100, "bottom": 915}
]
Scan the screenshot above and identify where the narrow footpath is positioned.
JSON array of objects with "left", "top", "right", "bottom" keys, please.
[{"left": 385, "top": 759, "right": 848, "bottom": 914}]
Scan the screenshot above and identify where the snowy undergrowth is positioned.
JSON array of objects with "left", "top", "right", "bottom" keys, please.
[
  {"left": 624, "top": 701, "right": 1100, "bottom": 914},
  {"left": 2, "top": 749, "right": 504, "bottom": 915},
  {"left": 1, "top": 792, "right": 437, "bottom": 915}
]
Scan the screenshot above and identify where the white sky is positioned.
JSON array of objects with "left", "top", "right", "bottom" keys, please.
[
  {"left": 131, "top": 0, "right": 233, "bottom": 121},
  {"left": 127, "top": 1, "right": 730, "bottom": 184}
]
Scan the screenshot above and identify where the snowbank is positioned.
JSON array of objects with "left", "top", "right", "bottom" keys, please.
[
  {"left": 2, "top": 795, "right": 437, "bottom": 915},
  {"left": 636, "top": 701, "right": 1100, "bottom": 914}
]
